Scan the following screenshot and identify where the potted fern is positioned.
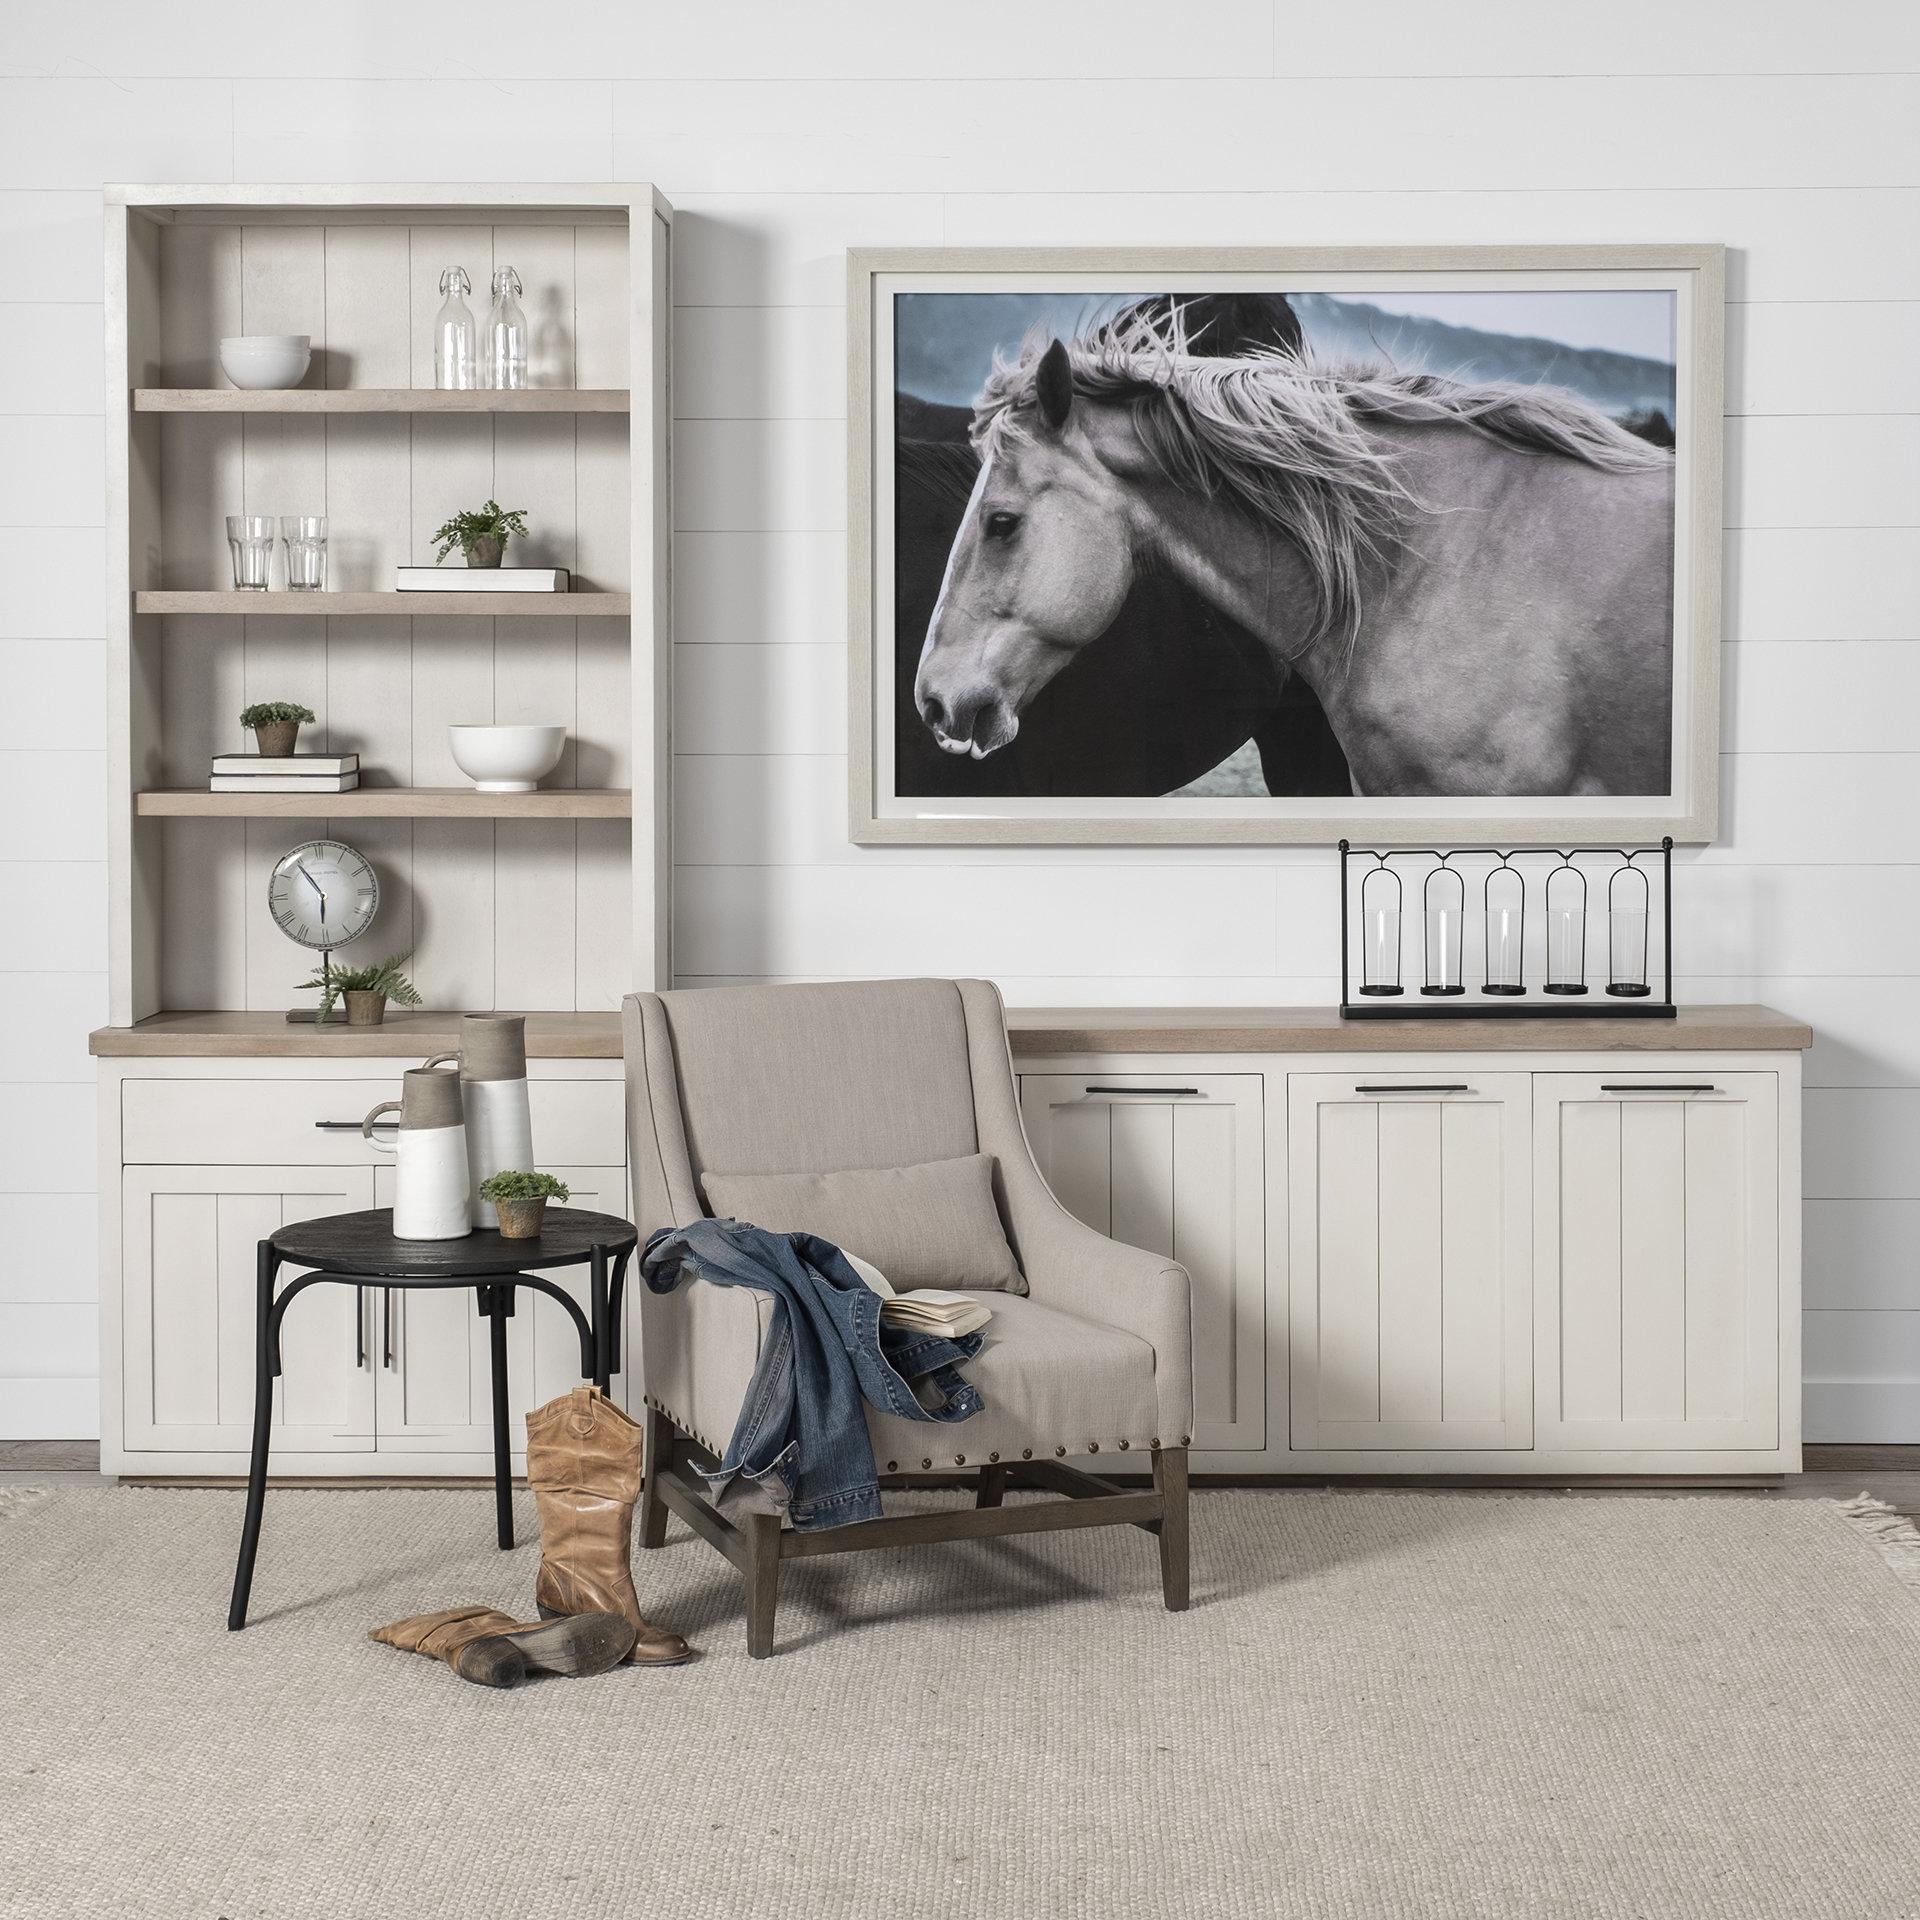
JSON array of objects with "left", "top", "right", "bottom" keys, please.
[
  {"left": 239, "top": 700, "right": 316, "bottom": 757},
  {"left": 430, "top": 499, "right": 530, "bottom": 569},
  {"left": 299, "top": 949, "right": 422, "bottom": 1027},
  {"left": 477, "top": 1170, "right": 571, "bottom": 1240}
]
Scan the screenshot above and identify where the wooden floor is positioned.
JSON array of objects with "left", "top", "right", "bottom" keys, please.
[{"left": 3, "top": 1440, "right": 1916, "bottom": 1520}]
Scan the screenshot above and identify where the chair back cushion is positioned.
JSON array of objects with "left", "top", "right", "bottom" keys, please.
[
  {"left": 650, "top": 978, "right": 981, "bottom": 1179},
  {"left": 701, "top": 1152, "right": 1023, "bottom": 1292}
]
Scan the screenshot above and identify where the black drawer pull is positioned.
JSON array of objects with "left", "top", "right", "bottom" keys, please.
[
  {"left": 315, "top": 1118, "right": 394, "bottom": 1131},
  {"left": 1084, "top": 1086, "right": 1199, "bottom": 1097},
  {"left": 1600, "top": 1083, "right": 1718, "bottom": 1095},
  {"left": 1354, "top": 1083, "right": 1471, "bottom": 1095}
]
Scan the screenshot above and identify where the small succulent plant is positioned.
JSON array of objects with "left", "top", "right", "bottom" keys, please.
[{"left": 477, "top": 1170, "right": 572, "bottom": 1203}]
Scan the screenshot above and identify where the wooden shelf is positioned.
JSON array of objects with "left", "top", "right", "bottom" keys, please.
[
  {"left": 133, "top": 387, "right": 629, "bottom": 413},
  {"left": 90, "top": 1009, "right": 623, "bottom": 1058},
  {"left": 135, "top": 788, "right": 632, "bottom": 819},
  {"left": 134, "top": 590, "right": 628, "bottom": 618}
]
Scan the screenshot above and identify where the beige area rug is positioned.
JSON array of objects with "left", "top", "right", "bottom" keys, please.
[{"left": 4, "top": 1485, "right": 1919, "bottom": 1920}]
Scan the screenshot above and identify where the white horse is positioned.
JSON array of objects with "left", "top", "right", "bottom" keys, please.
[{"left": 913, "top": 314, "right": 1676, "bottom": 797}]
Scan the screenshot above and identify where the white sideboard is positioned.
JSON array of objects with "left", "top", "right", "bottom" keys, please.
[
  {"left": 1010, "top": 1005, "right": 1810, "bottom": 1480},
  {"left": 93, "top": 1015, "right": 631, "bottom": 1478}
]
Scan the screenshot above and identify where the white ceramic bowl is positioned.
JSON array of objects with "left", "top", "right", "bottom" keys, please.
[
  {"left": 448, "top": 724, "right": 567, "bottom": 793},
  {"left": 219, "top": 334, "right": 312, "bottom": 390}
]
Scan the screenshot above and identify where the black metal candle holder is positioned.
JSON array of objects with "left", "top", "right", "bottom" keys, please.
[{"left": 1339, "top": 839, "right": 1675, "bottom": 1020}]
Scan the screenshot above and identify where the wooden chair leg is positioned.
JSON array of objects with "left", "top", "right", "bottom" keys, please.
[
  {"left": 975, "top": 1462, "right": 1009, "bottom": 1509},
  {"left": 1153, "top": 1447, "right": 1190, "bottom": 1612},
  {"left": 639, "top": 1405, "right": 671, "bottom": 1550},
  {"left": 742, "top": 1512, "right": 781, "bottom": 1659}
]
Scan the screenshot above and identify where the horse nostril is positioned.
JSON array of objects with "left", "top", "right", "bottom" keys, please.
[{"left": 920, "top": 689, "right": 950, "bottom": 734}]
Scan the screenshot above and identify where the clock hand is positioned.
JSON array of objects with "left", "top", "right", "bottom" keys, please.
[{"left": 295, "top": 863, "right": 328, "bottom": 919}]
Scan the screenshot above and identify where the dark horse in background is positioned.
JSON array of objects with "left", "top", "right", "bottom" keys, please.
[{"left": 892, "top": 293, "right": 1351, "bottom": 800}]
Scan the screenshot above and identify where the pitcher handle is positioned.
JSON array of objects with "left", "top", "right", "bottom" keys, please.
[
  {"left": 362, "top": 1099, "right": 402, "bottom": 1150},
  {"left": 420, "top": 1052, "right": 459, "bottom": 1073}
]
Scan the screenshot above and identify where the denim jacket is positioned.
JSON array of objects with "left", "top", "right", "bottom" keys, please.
[{"left": 641, "top": 1217, "right": 984, "bottom": 1531}]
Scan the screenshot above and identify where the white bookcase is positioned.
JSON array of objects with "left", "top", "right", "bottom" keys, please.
[{"left": 92, "top": 185, "right": 671, "bottom": 1477}]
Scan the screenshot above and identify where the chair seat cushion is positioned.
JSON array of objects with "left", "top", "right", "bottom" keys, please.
[
  {"left": 865, "top": 1292, "right": 1164, "bottom": 1468},
  {"left": 700, "top": 1152, "right": 1025, "bottom": 1293}
]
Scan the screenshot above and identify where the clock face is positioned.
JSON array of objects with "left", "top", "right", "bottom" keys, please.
[{"left": 268, "top": 839, "right": 379, "bottom": 951}]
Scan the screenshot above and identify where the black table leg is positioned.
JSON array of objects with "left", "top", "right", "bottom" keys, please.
[
  {"left": 484, "top": 1284, "right": 514, "bottom": 1550},
  {"left": 228, "top": 1240, "right": 279, "bottom": 1630},
  {"left": 589, "top": 1244, "right": 611, "bottom": 1392},
  {"left": 605, "top": 1245, "right": 632, "bottom": 1381}
]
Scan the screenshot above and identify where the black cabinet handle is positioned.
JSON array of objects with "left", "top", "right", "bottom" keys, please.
[
  {"left": 1084, "top": 1086, "right": 1199, "bottom": 1097},
  {"left": 1600, "top": 1083, "right": 1718, "bottom": 1094},
  {"left": 315, "top": 1118, "right": 395, "bottom": 1131},
  {"left": 1354, "top": 1083, "right": 1472, "bottom": 1095},
  {"left": 382, "top": 1288, "right": 394, "bottom": 1370},
  {"left": 355, "top": 1285, "right": 367, "bottom": 1369}
]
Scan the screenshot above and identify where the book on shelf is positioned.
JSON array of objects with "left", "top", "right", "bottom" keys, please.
[
  {"left": 395, "top": 566, "right": 570, "bottom": 594},
  {"left": 209, "top": 771, "right": 362, "bottom": 793},
  {"left": 210, "top": 752, "right": 359, "bottom": 776}
]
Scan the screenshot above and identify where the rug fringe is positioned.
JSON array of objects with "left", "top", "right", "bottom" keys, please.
[{"left": 1834, "top": 1492, "right": 1920, "bottom": 1594}]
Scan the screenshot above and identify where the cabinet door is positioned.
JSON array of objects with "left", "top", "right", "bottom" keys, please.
[
  {"left": 123, "top": 1164, "right": 377, "bottom": 1455},
  {"left": 372, "top": 1164, "right": 626, "bottom": 1455},
  {"left": 1019, "top": 1074, "right": 1264, "bottom": 1451},
  {"left": 1534, "top": 1073, "right": 1778, "bottom": 1451},
  {"left": 1289, "top": 1074, "right": 1531, "bottom": 1451}
]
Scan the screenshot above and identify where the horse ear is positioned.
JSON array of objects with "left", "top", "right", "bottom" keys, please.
[{"left": 1035, "top": 338, "right": 1073, "bottom": 430}]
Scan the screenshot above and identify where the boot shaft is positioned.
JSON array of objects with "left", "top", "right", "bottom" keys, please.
[{"left": 524, "top": 1384, "right": 645, "bottom": 1505}]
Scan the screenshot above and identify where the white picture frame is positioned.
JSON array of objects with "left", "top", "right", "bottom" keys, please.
[{"left": 847, "top": 245, "right": 1724, "bottom": 847}]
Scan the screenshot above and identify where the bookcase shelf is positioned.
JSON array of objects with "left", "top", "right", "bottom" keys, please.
[
  {"left": 135, "top": 590, "right": 629, "bottom": 617},
  {"left": 135, "top": 787, "right": 633, "bottom": 819},
  {"left": 134, "top": 387, "right": 629, "bottom": 413}
]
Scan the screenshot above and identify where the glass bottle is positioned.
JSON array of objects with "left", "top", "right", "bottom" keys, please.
[
  {"left": 482, "top": 266, "right": 528, "bottom": 390},
  {"left": 434, "top": 266, "right": 477, "bottom": 390}
]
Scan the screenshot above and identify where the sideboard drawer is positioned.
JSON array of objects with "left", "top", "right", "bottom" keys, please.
[{"left": 123, "top": 1077, "right": 626, "bottom": 1167}]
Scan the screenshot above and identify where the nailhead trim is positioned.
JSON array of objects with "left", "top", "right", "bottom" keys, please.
[
  {"left": 988, "top": 1451, "right": 1000, "bottom": 1463},
  {"left": 1054, "top": 1446, "right": 1066, "bottom": 1457},
  {"left": 955, "top": 1454, "right": 966, "bottom": 1465},
  {"left": 1118, "top": 1439, "right": 1130, "bottom": 1451},
  {"left": 886, "top": 1461, "right": 897, "bottom": 1472},
  {"left": 921, "top": 1458, "right": 933, "bottom": 1469},
  {"left": 1088, "top": 1442, "right": 1099, "bottom": 1453},
  {"left": 1022, "top": 1449, "right": 1033, "bottom": 1460}
]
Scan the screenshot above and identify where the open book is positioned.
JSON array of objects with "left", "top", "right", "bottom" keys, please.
[{"left": 841, "top": 1250, "right": 993, "bottom": 1339}]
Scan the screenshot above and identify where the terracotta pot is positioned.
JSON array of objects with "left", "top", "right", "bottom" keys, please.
[
  {"left": 465, "top": 534, "right": 504, "bottom": 569},
  {"left": 253, "top": 720, "right": 300, "bottom": 756},
  {"left": 344, "top": 990, "right": 388, "bottom": 1027},
  {"left": 493, "top": 1194, "right": 546, "bottom": 1240}
]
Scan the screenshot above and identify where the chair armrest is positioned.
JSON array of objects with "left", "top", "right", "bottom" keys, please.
[
  {"left": 1017, "top": 1202, "right": 1194, "bottom": 1447},
  {"left": 636, "top": 1267, "right": 771, "bottom": 1460}
]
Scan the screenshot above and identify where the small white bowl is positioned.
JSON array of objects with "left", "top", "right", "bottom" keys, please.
[
  {"left": 448, "top": 724, "right": 567, "bottom": 793},
  {"left": 219, "top": 334, "right": 312, "bottom": 390}
]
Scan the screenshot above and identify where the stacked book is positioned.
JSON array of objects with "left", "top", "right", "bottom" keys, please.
[
  {"left": 396, "top": 567, "right": 570, "bottom": 594},
  {"left": 210, "top": 752, "right": 361, "bottom": 795}
]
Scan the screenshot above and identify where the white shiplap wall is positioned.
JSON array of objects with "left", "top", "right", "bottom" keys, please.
[{"left": 1, "top": 1, "right": 1915, "bottom": 1440}]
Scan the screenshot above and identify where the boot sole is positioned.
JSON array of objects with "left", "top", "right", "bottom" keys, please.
[
  {"left": 539, "top": 1601, "right": 694, "bottom": 1666},
  {"left": 506, "top": 1612, "right": 637, "bottom": 1677},
  {"left": 451, "top": 1638, "right": 529, "bottom": 1689}
]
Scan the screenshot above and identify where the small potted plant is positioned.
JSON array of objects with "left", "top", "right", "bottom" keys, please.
[
  {"left": 239, "top": 700, "right": 316, "bottom": 757},
  {"left": 430, "top": 499, "right": 530, "bottom": 570},
  {"left": 299, "top": 949, "right": 422, "bottom": 1027},
  {"left": 478, "top": 1170, "right": 571, "bottom": 1240}
]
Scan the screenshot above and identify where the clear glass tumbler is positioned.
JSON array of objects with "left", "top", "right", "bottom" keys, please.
[
  {"left": 281, "top": 516, "right": 327, "bottom": 591},
  {"left": 226, "top": 515, "right": 276, "bottom": 590}
]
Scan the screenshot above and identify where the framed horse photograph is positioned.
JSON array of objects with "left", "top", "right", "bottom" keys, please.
[{"left": 847, "top": 246, "right": 1724, "bottom": 846}]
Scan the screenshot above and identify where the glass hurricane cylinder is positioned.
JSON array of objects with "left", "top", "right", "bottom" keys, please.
[
  {"left": 1607, "top": 863, "right": 1652, "bottom": 997},
  {"left": 226, "top": 515, "right": 275, "bottom": 590},
  {"left": 1422, "top": 864, "right": 1465, "bottom": 996},
  {"left": 1357, "top": 866, "right": 1403, "bottom": 996},
  {"left": 1543, "top": 862, "right": 1588, "bottom": 995},
  {"left": 1482, "top": 865, "right": 1525, "bottom": 995}
]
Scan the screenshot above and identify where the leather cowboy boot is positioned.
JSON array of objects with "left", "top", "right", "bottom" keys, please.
[
  {"left": 525, "top": 1385, "right": 692, "bottom": 1666},
  {"left": 369, "top": 1604, "right": 635, "bottom": 1689}
]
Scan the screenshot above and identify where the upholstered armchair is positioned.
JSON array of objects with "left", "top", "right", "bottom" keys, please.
[{"left": 624, "top": 977, "right": 1192, "bottom": 1657}]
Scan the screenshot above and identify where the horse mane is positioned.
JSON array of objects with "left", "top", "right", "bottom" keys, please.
[{"left": 971, "top": 307, "right": 1672, "bottom": 654}]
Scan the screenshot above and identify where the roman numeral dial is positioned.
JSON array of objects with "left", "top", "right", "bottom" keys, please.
[{"left": 267, "top": 838, "right": 381, "bottom": 952}]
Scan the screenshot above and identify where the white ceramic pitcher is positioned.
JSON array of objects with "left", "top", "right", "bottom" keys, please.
[
  {"left": 427, "top": 1014, "right": 534, "bottom": 1229},
  {"left": 363, "top": 1062, "right": 471, "bottom": 1240}
]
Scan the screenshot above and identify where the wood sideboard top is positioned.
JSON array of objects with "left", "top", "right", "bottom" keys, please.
[
  {"left": 93, "top": 1002, "right": 1813, "bottom": 1060},
  {"left": 1003, "top": 1003, "right": 1814, "bottom": 1055}
]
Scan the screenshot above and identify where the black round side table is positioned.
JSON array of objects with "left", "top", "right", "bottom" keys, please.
[{"left": 227, "top": 1206, "right": 638, "bottom": 1631}]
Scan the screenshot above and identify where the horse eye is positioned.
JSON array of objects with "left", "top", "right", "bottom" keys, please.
[{"left": 984, "top": 510, "right": 1021, "bottom": 540}]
